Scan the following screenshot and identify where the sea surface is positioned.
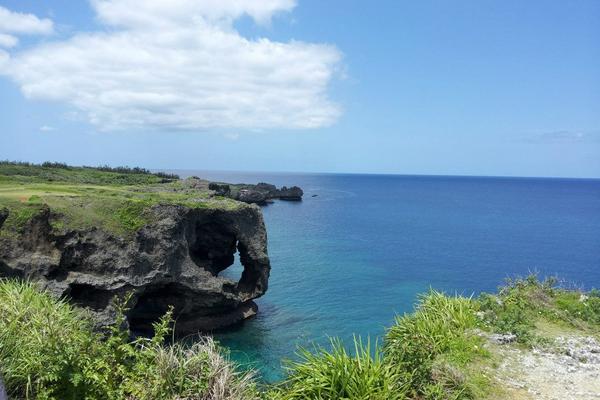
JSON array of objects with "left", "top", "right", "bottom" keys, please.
[{"left": 174, "top": 171, "right": 600, "bottom": 382}]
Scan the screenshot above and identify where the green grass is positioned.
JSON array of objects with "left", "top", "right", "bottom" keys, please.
[{"left": 0, "top": 163, "right": 244, "bottom": 237}]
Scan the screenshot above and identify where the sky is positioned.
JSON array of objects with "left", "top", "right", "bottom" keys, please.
[{"left": 0, "top": 0, "right": 599, "bottom": 178}]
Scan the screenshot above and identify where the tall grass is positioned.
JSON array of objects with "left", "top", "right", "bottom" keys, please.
[
  {"left": 0, "top": 280, "right": 257, "bottom": 400},
  {"left": 272, "top": 291, "right": 489, "bottom": 400},
  {"left": 269, "top": 338, "right": 406, "bottom": 400},
  {"left": 384, "top": 291, "right": 487, "bottom": 399}
]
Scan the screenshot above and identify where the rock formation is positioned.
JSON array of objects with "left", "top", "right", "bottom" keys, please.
[
  {"left": 276, "top": 186, "right": 304, "bottom": 201},
  {"left": 210, "top": 182, "right": 304, "bottom": 204},
  {"left": 0, "top": 203, "right": 270, "bottom": 334}
]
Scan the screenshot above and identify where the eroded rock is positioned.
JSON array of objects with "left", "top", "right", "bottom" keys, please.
[{"left": 0, "top": 203, "right": 270, "bottom": 334}]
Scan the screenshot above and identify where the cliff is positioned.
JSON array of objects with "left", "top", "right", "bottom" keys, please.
[{"left": 0, "top": 162, "right": 272, "bottom": 333}]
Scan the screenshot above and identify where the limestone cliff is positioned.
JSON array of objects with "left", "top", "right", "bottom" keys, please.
[{"left": 0, "top": 203, "right": 270, "bottom": 334}]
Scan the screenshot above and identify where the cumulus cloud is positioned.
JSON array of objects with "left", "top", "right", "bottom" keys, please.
[
  {"left": 0, "top": 1, "right": 342, "bottom": 131},
  {"left": 0, "top": 6, "right": 53, "bottom": 35}
]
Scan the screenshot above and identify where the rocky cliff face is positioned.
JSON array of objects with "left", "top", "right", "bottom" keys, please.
[{"left": 0, "top": 203, "right": 270, "bottom": 334}]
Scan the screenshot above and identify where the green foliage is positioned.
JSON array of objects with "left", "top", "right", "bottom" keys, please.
[
  {"left": 554, "top": 290, "right": 600, "bottom": 325},
  {"left": 384, "top": 291, "right": 488, "bottom": 399},
  {"left": 0, "top": 280, "right": 257, "bottom": 400},
  {"left": 0, "top": 204, "right": 44, "bottom": 233},
  {"left": 0, "top": 161, "right": 177, "bottom": 186},
  {"left": 1, "top": 276, "right": 597, "bottom": 399},
  {"left": 477, "top": 274, "right": 600, "bottom": 345},
  {"left": 271, "top": 292, "right": 489, "bottom": 400},
  {"left": 269, "top": 338, "right": 405, "bottom": 400},
  {"left": 114, "top": 200, "right": 153, "bottom": 234}
]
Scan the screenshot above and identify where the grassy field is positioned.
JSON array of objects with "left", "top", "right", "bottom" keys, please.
[{"left": 0, "top": 162, "right": 242, "bottom": 237}]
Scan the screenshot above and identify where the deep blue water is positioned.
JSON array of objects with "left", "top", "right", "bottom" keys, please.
[{"left": 176, "top": 171, "right": 600, "bottom": 382}]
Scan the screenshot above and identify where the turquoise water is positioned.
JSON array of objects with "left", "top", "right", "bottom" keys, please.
[{"left": 179, "top": 172, "right": 600, "bottom": 382}]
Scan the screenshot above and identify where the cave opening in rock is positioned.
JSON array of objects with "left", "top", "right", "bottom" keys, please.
[
  {"left": 219, "top": 241, "right": 245, "bottom": 283},
  {"left": 188, "top": 222, "right": 236, "bottom": 276},
  {"left": 127, "top": 282, "right": 193, "bottom": 334},
  {"left": 68, "top": 283, "right": 113, "bottom": 311},
  {"left": 184, "top": 220, "right": 264, "bottom": 303}
]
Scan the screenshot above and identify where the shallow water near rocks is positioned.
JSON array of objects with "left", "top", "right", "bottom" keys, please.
[{"left": 173, "top": 171, "right": 600, "bottom": 382}]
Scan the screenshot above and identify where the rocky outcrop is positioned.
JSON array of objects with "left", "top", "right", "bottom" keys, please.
[
  {"left": 0, "top": 203, "right": 270, "bottom": 334},
  {"left": 210, "top": 182, "right": 304, "bottom": 204},
  {"left": 275, "top": 186, "right": 303, "bottom": 201},
  {"left": 237, "top": 189, "right": 268, "bottom": 205}
]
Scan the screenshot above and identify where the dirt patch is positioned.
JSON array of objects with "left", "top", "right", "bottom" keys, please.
[{"left": 491, "top": 335, "right": 600, "bottom": 400}]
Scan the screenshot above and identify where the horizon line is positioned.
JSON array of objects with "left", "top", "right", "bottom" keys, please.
[{"left": 157, "top": 168, "right": 600, "bottom": 182}]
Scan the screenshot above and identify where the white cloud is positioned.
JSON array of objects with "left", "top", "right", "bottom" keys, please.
[
  {"left": 0, "top": 6, "right": 53, "bottom": 35},
  {"left": 0, "top": 33, "right": 17, "bottom": 48},
  {"left": 40, "top": 125, "right": 56, "bottom": 132},
  {"left": 0, "top": 1, "right": 342, "bottom": 131},
  {"left": 91, "top": 0, "right": 297, "bottom": 27}
]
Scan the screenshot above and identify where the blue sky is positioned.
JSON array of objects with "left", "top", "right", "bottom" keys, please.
[{"left": 0, "top": 0, "right": 599, "bottom": 178}]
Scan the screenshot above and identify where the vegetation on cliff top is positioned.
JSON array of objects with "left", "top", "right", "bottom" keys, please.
[
  {"left": 0, "top": 161, "right": 243, "bottom": 237},
  {"left": 1, "top": 276, "right": 598, "bottom": 399}
]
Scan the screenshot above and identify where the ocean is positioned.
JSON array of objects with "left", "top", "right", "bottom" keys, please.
[{"left": 175, "top": 171, "right": 600, "bottom": 382}]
